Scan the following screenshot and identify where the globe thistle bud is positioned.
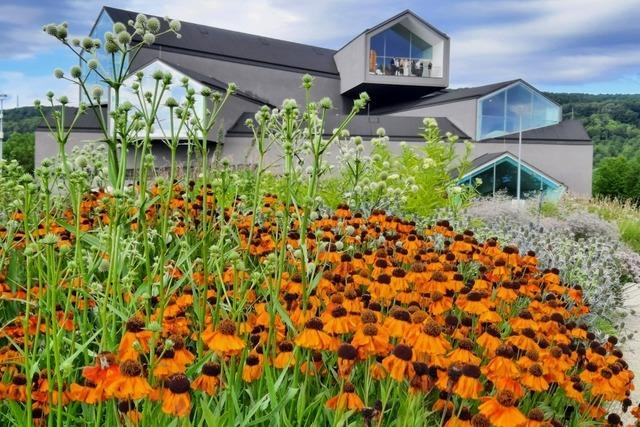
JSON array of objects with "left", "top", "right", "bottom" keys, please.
[
  {"left": 82, "top": 37, "right": 95, "bottom": 51},
  {"left": 169, "top": 20, "right": 182, "bottom": 32},
  {"left": 93, "top": 39, "right": 102, "bottom": 49},
  {"left": 71, "top": 38, "right": 81, "bottom": 47},
  {"left": 200, "top": 87, "right": 212, "bottom": 97},
  {"left": 70, "top": 66, "right": 82, "bottom": 79},
  {"left": 44, "top": 24, "right": 58, "bottom": 37},
  {"left": 135, "top": 14, "right": 148, "bottom": 25},
  {"left": 319, "top": 97, "right": 333, "bottom": 110},
  {"left": 56, "top": 24, "right": 68, "bottom": 40},
  {"left": 301, "top": 73, "right": 313, "bottom": 89},
  {"left": 104, "top": 32, "right": 114, "bottom": 43},
  {"left": 143, "top": 33, "right": 155, "bottom": 45},
  {"left": 91, "top": 86, "right": 104, "bottom": 100},
  {"left": 78, "top": 103, "right": 88, "bottom": 113},
  {"left": 147, "top": 17, "right": 161, "bottom": 33},
  {"left": 422, "top": 117, "right": 437, "bottom": 128},
  {"left": 46, "top": 91, "right": 54, "bottom": 100},
  {"left": 151, "top": 69, "right": 164, "bottom": 80},
  {"left": 165, "top": 97, "right": 178, "bottom": 108},
  {"left": 113, "top": 22, "right": 127, "bottom": 33},
  {"left": 227, "top": 82, "right": 237, "bottom": 94},
  {"left": 54, "top": 68, "right": 64, "bottom": 79},
  {"left": 34, "top": 100, "right": 41, "bottom": 108},
  {"left": 88, "top": 59, "right": 98, "bottom": 70},
  {"left": 105, "top": 41, "right": 119, "bottom": 54},
  {"left": 117, "top": 31, "right": 131, "bottom": 45},
  {"left": 376, "top": 127, "right": 386, "bottom": 137},
  {"left": 58, "top": 96, "right": 69, "bottom": 105}
]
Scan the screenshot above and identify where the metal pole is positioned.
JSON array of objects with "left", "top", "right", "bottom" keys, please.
[{"left": 517, "top": 113, "right": 522, "bottom": 201}]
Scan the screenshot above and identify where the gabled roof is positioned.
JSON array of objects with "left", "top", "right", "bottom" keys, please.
[
  {"left": 36, "top": 106, "right": 105, "bottom": 132},
  {"left": 338, "top": 9, "right": 449, "bottom": 52},
  {"left": 228, "top": 113, "right": 470, "bottom": 140},
  {"left": 132, "top": 58, "right": 272, "bottom": 107},
  {"left": 482, "top": 120, "right": 591, "bottom": 145},
  {"left": 371, "top": 79, "right": 520, "bottom": 114},
  {"left": 103, "top": 7, "right": 339, "bottom": 76},
  {"left": 454, "top": 151, "right": 565, "bottom": 187}
]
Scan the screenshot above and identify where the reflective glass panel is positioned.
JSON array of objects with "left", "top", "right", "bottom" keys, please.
[
  {"left": 477, "top": 82, "right": 561, "bottom": 140},
  {"left": 368, "top": 24, "right": 435, "bottom": 77}
]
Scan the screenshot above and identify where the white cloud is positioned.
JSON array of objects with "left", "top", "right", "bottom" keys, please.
[
  {"left": 449, "top": 0, "right": 640, "bottom": 86},
  {"left": 0, "top": 71, "right": 77, "bottom": 109}
]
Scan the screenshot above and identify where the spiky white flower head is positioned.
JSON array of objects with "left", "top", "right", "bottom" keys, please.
[
  {"left": 301, "top": 73, "right": 313, "bottom": 89},
  {"left": 422, "top": 158, "right": 436, "bottom": 169},
  {"left": 147, "top": 17, "right": 160, "bottom": 33},
  {"left": 70, "top": 65, "right": 82, "bottom": 79},
  {"left": 91, "top": 86, "right": 104, "bottom": 100},
  {"left": 335, "top": 241, "right": 344, "bottom": 251},
  {"left": 319, "top": 97, "right": 333, "bottom": 110},
  {"left": 423, "top": 117, "right": 438, "bottom": 128},
  {"left": 54, "top": 68, "right": 64, "bottom": 79},
  {"left": 113, "top": 22, "right": 127, "bottom": 33},
  {"left": 143, "top": 33, "right": 155, "bottom": 45},
  {"left": 169, "top": 19, "right": 182, "bottom": 32},
  {"left": 376, "top": 127, "right": 386, "bottom": 137},
  {"left": 87, "top": 59, "right": 98, "bottom": 70},
  {"left": 117, "top": 31, "right": 131, "bottom": 45}
]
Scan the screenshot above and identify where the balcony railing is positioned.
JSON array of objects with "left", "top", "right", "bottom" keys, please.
[{"left": 368, "top": 56, "right": 443, "bottom": 78}]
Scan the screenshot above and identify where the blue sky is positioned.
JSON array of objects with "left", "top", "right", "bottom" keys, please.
[{"left": 1, "top": 0, "right": 640, "bottom": 109}]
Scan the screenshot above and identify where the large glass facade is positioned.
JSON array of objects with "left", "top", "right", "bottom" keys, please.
[
  {"left": 369, "top": 24, "right": 438, "bottom": 78},
  {"left": 80, "top": 10, "right": 128, "bottom": 103},
  {"left": 460, "top": 155, "right": 563, "bottom": 199},
  {"left": 477, "top": 82, "right": 561, "bottom": 140},
  {"left": 117, "top": 61, "right": 206, "bottom": 139}
]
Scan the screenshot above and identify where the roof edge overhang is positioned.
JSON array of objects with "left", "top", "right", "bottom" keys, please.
[{"left": 457, "top": 151, "right": 566, "bottom": 188}]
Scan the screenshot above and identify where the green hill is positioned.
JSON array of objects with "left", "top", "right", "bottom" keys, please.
[{"left": 545, "top": 92, "right": 640, "bottom": 166}]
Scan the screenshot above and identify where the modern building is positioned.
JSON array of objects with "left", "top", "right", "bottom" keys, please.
[{"left": 35, "top": 7, "right": 593, "bottom": 197}]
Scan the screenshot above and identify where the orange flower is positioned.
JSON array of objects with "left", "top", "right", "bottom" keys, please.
[
  {"left": 161, "top": 374, "right": 191, "bottom": 417},
  {"left": 105, "top": 360, "right": 153, "bottom": 400},
  {"left": 337, "top": 343, "right": 358, "bottom": 378},
  {"left": 453, "top": 365, "right": 483, "bottom": 399},
  {"left": 325, "top": 383, "right": 364, "bottom": 411},
  {"left": 242, "top": 354, "right": 263, "bottom": 383},
  {"left": 520, "top": 364, "right": 549, "bottom": 392},
  {"left": 295, "top": 318, "right": 338, "bottom": 351},
  {"left": 382, "top": 344, "right": 415, "bottom": 382},
  {"left": 191, "top": 362, "right": 221, "bottom": 396},
  {"left": 478, "top": 390, "right": 526, "bottom": 427},
  {"left": 273, "top": 341, "right": 296, "bottom": 369},
  {"left": 118, "top": 317, "right": 153, "bottom": 362},
  {"left": 202, "top": 320, "right": 245, "bottom": 356}
]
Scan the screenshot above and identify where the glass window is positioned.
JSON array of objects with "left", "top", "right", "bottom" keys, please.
[
  {"left": 80, "top": 10, "right": 129, "bottom": 103},
  {"left": 117, "top": 62, "right": 206, "bottom": 139},
  {"left": 368, "top": 24, "right": 434, "bottom": 78},
  {"left": 462, "top": 155, "right": 562, "bottom": 199},
  {"left": 477, "top": 82, "right": 561, "bottom": 140}
]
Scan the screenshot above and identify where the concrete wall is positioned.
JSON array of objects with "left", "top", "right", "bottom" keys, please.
[
  {"left": 133, "top": 48, "right": 345, "bottom": 111},
  {"left": 459, "top": 142, "right": 593, "bottom": 196},
  {"left": 334, "top": 35, "right": 366, "bottom": 95},
  {"left": 390, "top": 99, "right": 478, "bottom": 139},
  {"left": 221, "top": 136, "right": 593, "bottom": 196}
]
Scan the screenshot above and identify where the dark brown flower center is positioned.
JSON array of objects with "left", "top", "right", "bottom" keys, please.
[{"left": 167, "top": 373, "right": 190, "bottom": 394}]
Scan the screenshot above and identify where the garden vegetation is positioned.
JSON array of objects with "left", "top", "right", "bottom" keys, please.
[{"left": 0, "top": 14, "right": 637, "bottom": 427}]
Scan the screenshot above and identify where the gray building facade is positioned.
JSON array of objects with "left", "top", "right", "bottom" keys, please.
[{"left": 35, "top": 7, "right": 593, "bottom": 197}]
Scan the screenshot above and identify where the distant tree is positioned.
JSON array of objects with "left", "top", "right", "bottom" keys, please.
[
  {"left": 3, "top": 132, "right": 35, "bottom": 172},
  {"left": 593, "top": 157, "right": 630, "bottom": 199}
]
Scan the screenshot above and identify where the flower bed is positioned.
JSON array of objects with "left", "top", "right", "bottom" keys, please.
[{"left": 0, "top": 191, "right": 637, "bottom": 426}]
